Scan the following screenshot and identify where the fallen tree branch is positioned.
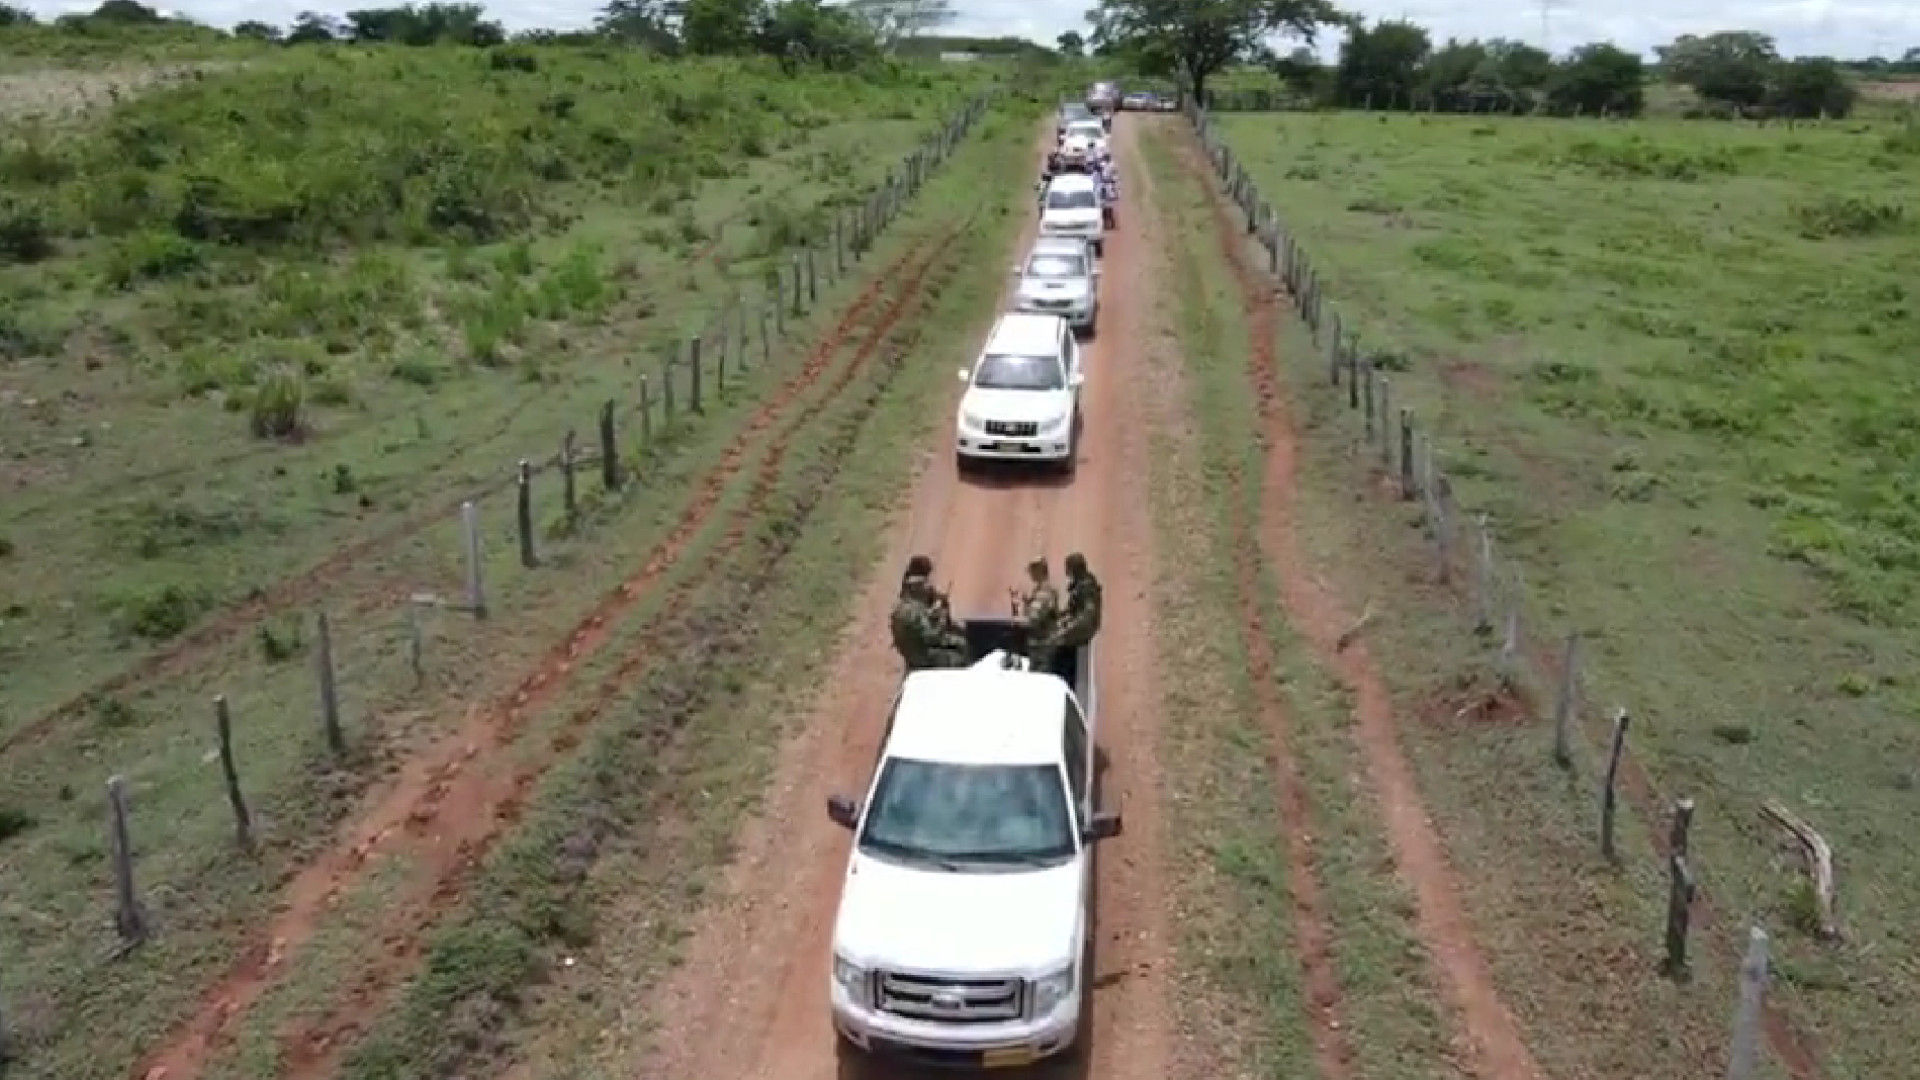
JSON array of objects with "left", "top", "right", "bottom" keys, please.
[
  {"left": 1761, "top": 800, "right": 1840, "bottom": 941},
  {"left": 1335, "top": 600, "right": 1374, "bottom": 653}
]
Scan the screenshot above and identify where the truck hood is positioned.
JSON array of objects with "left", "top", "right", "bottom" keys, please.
[
  {"left": 962, "top": 387, "right": 1073, "bottom": 424},
  {"left": 834, "top": 852, "right": 1082, "bottom": 976}
]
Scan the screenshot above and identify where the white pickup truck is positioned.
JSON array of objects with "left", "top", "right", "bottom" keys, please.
[{"left": 826, "top": 616, "right": 1119, "bottom": 1069}]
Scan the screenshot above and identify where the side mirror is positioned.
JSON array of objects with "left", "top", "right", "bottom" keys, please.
[
  {"left": 956, "top": 367, "right": 971, "bottom": 382},
  {"left": 1084, "top": 810, "right": 1122, "bottom": 841},
  {"left": 827, "top": 795, "right": 860, "bottom": 830},
  {"left": 1069, "top": 372, "right": 1085, "bottom": 387}
]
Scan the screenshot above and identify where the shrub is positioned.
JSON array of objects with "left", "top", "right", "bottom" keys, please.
[{"left": 249, "top": 367, "right": 306, "bottom": 438}]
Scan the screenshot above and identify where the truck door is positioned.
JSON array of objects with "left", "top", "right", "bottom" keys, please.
[{"left": 1063, "top": 696, "right": 1091, "bottom": 825}]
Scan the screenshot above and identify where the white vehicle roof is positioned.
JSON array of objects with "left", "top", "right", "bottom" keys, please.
[
  {"left": 1066, "top": 120, "right": 1104, "bottom": 136},
  {"left": 890, "top": 669, "right": 1068, "bottom": 766},
  {"left": 983, "top": 311, "right": 1066, "bottom": 356},
  {"left": 1046, "top": 172, "right": 1097, "bottom": 193},
  {"left": 1030, "top": 236, "right": 1092, "bottom": 258}
]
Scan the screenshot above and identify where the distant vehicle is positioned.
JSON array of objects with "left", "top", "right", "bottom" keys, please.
[
  {"left": 826, "top": 624, "right": 1117, "bottom": 1069},
  {"left": 1155, "top": 93, "right": 1180, "bottom": 112},
  {"left": 1055, "top": 100, "right": 1094, "bottom": 138},
  {"left": 1060, "top": 118, "right": 1107, "bottom": 155},
  {"left": 1087, "top": 80, "right": 1119, "bottom": 113},
  {"left": 1121, "top": 91, "right": 1153, "bottom": 111},
  {"left": 1038, "top": 172, "right": 1104, "bottom": 254},
  {"left": 1011, "top": 243, "right": 1099, "bottom": 336},
  {"left": 952, "top": 312, "right": 1083, "bottom": 474}
]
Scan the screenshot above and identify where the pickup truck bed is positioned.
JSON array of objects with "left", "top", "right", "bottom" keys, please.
[{"left": 957, "top": 616, "right": 1094, "bottom": 710}]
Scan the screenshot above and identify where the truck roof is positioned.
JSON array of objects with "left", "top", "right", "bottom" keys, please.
[
  {"left": 983, "top": 312, "right": 1065, "bottom": 357},
  {"left": 890, "top": 668, "right": 1067, "bottom": 767}
]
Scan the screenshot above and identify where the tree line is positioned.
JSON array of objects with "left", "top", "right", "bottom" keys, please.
[
  {"left": 1085, "top": 0, "right": 1903, "bottom": 118},
  {"left": 0, "top": 0, "right": 1038, "bottom": 74}
]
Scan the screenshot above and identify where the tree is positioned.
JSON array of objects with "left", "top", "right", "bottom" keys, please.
[
  {"left": 597, "top": 0, "right": 683, "bottom": 50},
  {"left": 286, "top": 10, "right": 342, "bottom": 41},
  {"left": 1333, "top": 18, "right": 1427, "bottom": 108},
  {"left": 344, "top": 3, "right": 504, "bottom": 45},
  {"left": 1265, "top": 44, "right": 1320, "bottom": 100},
  {"left": 844, "top": 0, "right": 955, "bottom": 48},
  {"left": 1057, "top": 30, "right": 1085, "bottom": 58},
  {"left": 1086, "top": 0, "right": 1346, "bottom": 103},
  {"left": 760, "top": 0, "right": 877, "bottom": 71},
  {"left": 89, "top": 0, "right": 164, "bottom": 22},
  {"left": 1657, "top": 31, "right": 1776, "bottom": 107},
  {"left": 1546, "top": 42, "right": 1644, "bottom": 115},
  {"left": 1771, "top": 56, "right": 1855, "bottom": 118},
  {"left": 234, "top": 19, "right": 281, "bottom": 40},
  {"left": 0, "top": 3, "right": 36, "bottom": 26},
  {"left": 680, "top": 0, "right": 761, "bottom": 53}
]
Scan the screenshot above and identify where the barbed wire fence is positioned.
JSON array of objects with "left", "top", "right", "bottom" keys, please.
[
  {"left": 38, "top": 89, "right": 997, "bottom": 993},
  {"left": 1182, "top": 96, "right": 1823, "bottom": 1080}
]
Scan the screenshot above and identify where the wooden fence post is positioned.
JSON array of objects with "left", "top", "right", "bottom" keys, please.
[
  {"left": 107, "top": 775, "right": 148, "bottom": 945},
  {"left": 689, "top": 336, "right": 703, "bottom": 413},
  {"left": 315, "top": 611, "right": 345, "bottom": 755},
  {"left": 1601, "top": 707, "right": 1631, "bottom": 861},
  {"left": 1663, "top": 798, "right": 1697, "bottom": 980},
  {"left": 598, "top": 400, "right": 619, "bottom": 490},
  {"left": 214, "top": 695, "right": 252, "bottom": 849},
  {"left": 1726, "top": 927, "right": 1770, "bottom": 1080},
  {"left": 639, "top": 375, "right": 653, "bottom": 449},
  {"left": 1553, "top": 632, "right": 1579, "bottom": 767},
  {"left": 461, "top": 500, "right": 487, "bottom": 618},
  {"left": 561, "top": 431, "right": 578, "bottom": 523},
  {"left": 516, "top": 459, "right": 536, "bottom": 568}
]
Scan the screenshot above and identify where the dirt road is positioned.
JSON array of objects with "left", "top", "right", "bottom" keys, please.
[{"left": 609, "top": 115, "right": 1178, "bottom": 1080}]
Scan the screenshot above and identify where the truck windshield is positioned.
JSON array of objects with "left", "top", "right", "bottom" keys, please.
[
  {"left": 1026, "top": 254, "right": 1086, "bottom": 279},
  {"left": 859, "top": 758, "right": 1076, "bottom": 867},
  {"left": 1046, "top": 188, "right": 1097, "bottom": 211},
  {"left": 974, "top": 354, "right": 1064, "bottom": 390}
]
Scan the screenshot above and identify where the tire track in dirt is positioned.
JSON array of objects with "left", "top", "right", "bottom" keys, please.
[
  {"left": 1171, "top": 119, "right": 1545, "bottom": 1080},
  {"left": 624, "top": 115, "right": 1176, "bottom": 1080},
  {"left": 3, "top": 175, "right": 910, "bottom": 765},
  {"left": 269, "top": 216, "right": 977, "bottom": 1080},
  {"left": 1157, "top": 125, "right": 1356, "bottom": 1080},
  {"left": 130, "top": 234, "right": 936, "bottom": 1080}
]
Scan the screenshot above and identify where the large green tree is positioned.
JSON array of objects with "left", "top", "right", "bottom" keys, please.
[
  {"left": 1657, "top": 30, "right": 1776, "bottom": 107},
  {"left": 1086, "top": 0, "right": 1345, "bottom": 102}
]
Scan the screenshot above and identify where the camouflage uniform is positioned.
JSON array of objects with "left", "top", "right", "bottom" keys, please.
[
  {"left": 1046, "top": 552, "right": 1103, "bottom": 658},
  {"left": 1017, "top": 557, "right": 1062, "bottom": 671},
  {"left": 893, "top": 556, "right": 967, "bottom": 670}
]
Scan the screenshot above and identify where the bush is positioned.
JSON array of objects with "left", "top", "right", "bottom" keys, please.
[{"left": 249, "top": 367, "right": 306, "bottom": 438}]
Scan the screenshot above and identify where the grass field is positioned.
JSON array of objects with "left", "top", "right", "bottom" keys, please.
[
  {"left": 1208, "top": 108, "right": 1919, "bottom": 1078},
  {"left": 0, "top": 45, "right": 1006, "bottom": 1079}
]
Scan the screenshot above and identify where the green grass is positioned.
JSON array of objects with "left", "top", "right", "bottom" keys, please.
[
  {"left": 0, "top": 51, "right": 1001, "bottom": 1080},
  {"left": 1213, "top": 109, "right": 1919, "bottom": 1076},
  {"left": 1139, "top": 123, "right": 1450, "bottom": 1079}
]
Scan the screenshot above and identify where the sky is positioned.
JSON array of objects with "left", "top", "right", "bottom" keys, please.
[{"left": 23, "top": 0, "right": 1920, "bottom": 61}]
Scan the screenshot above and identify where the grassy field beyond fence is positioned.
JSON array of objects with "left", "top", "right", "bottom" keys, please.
[{"left": 1204, "top": 106, "right": 1919, "bottom": 1079}]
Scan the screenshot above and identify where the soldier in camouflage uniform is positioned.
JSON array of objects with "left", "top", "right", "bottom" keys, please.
[
  {"left": 892, "top": 555, "right": 967, "bottom": 670},
  {"left": 1015, "top": 556, "right": 1063, "bottom": 671},
  {"left": 1042, "top": 552, "right": 1102, "bottom": 660}
]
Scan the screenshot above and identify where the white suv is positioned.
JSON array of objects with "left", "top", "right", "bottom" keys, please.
[
  {"left": 1039, "top": 173, "right": 1104, "bottom": 254},
  {"left": 825, "top": 655, "right": 1120, "bottom": 1069},
  {"left": 953, "top": 313, "right": 1082, "bottom": 474},
  {"left": 1012, "top": 242, "right": 1099, "bottom": 335}
]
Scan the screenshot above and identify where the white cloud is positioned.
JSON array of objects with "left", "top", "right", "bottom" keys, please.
[{"left": 20, "top": 0, "right": 1920, "bottom": 58}]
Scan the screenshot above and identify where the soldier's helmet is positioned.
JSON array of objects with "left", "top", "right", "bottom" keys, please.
[
  {"left": 905, "top": 554, "right": 934, "bottom": 578},
  {"left": 1027, "top": 556, "right": 1050, "bottom": 579},
  {"left": 1065, "top": 552, "right": 1088, "bottom": 577}
]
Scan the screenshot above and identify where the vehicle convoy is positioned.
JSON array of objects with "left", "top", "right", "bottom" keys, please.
[
  {"left": 1059, "top": 118, "right": 1109, "bottom": 160},
  {"left": 1039, "top": 172, "right": 1104, "bottom": 253},
  {"left": 954, "top": 312, "right": 1083, "bottom": 474},
  {"left": 826, "top": 618, "right": 1120, "bottom": 1069},
  {"left": 1011, "top": 241, "right": 1099, "bottom": 336},
  {"left": 1055, "top": 100, "right": 1094, "bottom": 139}
]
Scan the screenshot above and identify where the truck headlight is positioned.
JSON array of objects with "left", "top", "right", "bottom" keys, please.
[
  {"left": 1031, "top": 965, "right": 1076, "bottom": 1015},
  {"left": 1039, "top": 413, "right": 1069, "bottom": 435},
  {"left": 960, "top": 409, "right": 985, "bottom": 430},
  {"left": 833, "top": 955, "right": 869, "bottom": 1004}
]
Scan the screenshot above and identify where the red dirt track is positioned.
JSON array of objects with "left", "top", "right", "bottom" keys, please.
[
  {"left": 133, "top": 228, "right": 939, "bottom": 1080},
  {"left": 1174, "top": 117, "right": 1544, "bottom": 1080},
  {"left": 606, "top": 117, "right": 1178, "bottom": 1080}
]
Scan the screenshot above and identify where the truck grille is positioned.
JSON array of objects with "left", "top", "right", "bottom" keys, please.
[
  {"left": 985, "top": 420, "right": 1038, "bottom": 437},
  {"left": 873, "top": 971, "right": 1026, "bottom": 1023}
]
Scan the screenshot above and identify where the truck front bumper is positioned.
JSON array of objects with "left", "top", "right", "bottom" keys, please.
[{"left": 831, "top": 982, "right": 1079, "bottom": 1069}]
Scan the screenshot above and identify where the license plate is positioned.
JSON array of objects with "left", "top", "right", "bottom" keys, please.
[
  {"left": 982, "top": 1047, "right": 1038, "bottom": 1068},
  {"left": 978, "top": 441, "right": 1004, "bottom": 451}
]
